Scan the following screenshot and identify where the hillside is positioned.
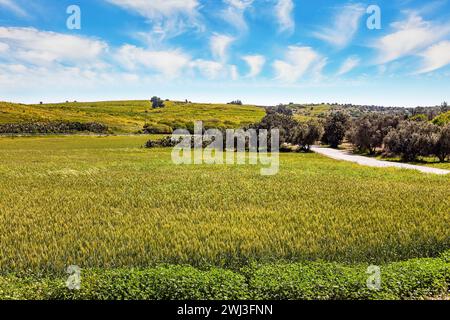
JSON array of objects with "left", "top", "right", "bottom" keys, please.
[
  {"left": 0, "top": 100, "right": 266, "bottom": 133},
  {"left": 292, "top": 104, "right": 331, "bottom": 121}
]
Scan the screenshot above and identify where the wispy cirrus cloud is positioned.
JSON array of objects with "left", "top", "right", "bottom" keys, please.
[
  {"left": 0, "top": 0, "right": 27, "bottom": 17},
  {"left": 210, "top": 33, "right": 235, "bottom": 61},
  {"left": 116, "top": 44, "right": 191, "bottom": 77},
  {"left": 104, "top": 0, "right": 202, "bottom": 40},
  {"left": 313, "top": 3, "right": 365, "bottom": 48},
  {"left": 273, "top": 46, "right": 326, "bottom": 82},
  {"left": 221, "top": 0, "right": 254, "bottom": 31},
  {"left": 105, "top": 0, "right": 199, "bottom": 19},
  {"left": 229, "top": 64, "right": 239, "bottom": 80},
  {"left": 189, "top": 33, "right": 237, "bottom": 80},
  {"left": 416, "top": 41, "right": 450, "bottom": 74},
  {"left": 275, "top": 0, "right": 294, "bottom": 33},
  {"left": 192, "top": 60, "right": 222, "bottom": 79},
  {"left": 337, "top": 56, "right": 360, "bottom": 76},
  {"left": 373, "top": 12, "right": 450, "bottom": 64},
  {"left": 242, "top": 54, "right": 265, "bottom": 77}
]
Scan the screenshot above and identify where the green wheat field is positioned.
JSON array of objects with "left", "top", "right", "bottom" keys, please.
[{"left": 0, "top": 135, "right": 449, "bottom": 272}]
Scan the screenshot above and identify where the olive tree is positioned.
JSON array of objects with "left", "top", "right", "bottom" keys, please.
[
  {"left": 321, "top": 111, "right": 350, "bottom": 148},
  {"left": 347, "top": 114, "right": 401, "bottom": 154},
  {"left": 383, "top": 121, "right": 439, "bottom": 162},
  {"left": 433, "top": 124, "right": 450, "bottom": 162},
  {"left": 291, "top": 120, "right": 324, "bottom": 151}
]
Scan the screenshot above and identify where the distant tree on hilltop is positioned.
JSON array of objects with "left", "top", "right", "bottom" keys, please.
[{"left": 151, "top": 96, "right": 165, "bottom": 109}]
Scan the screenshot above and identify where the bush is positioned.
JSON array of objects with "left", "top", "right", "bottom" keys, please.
[
  {"left": 321, "top": 111, "right": 350, "bottom": 148},
  {"left": 409, "top": 114, "right": 428, "bottom": 122},
  {"left": 228, "top": 100, "right": 243, "bottom": 105},
  {"left": 145, "top": 136, "right": 215, "bottom": 149},
  {"left": 0, "top": 121, "right": 109, "bottom": 134},
  {"left": 145, "top": 136, "right": 180, "bottom": 148},
  {"left": 433, "top": 111, "right": 450, "bottom": 126},
  {"left": 143, "top": 123, "right": 173, "bottom": 134},
  {"left": 266, "top": 105, "right": 294, "bottom": 116}
]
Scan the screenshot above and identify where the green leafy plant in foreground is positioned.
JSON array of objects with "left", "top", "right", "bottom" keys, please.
[{"left": 1, "top": 251, "right": 449, "bottom": 300}]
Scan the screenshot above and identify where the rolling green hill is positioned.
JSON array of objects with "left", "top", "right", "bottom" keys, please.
[
  {"left": 0, "top": 100, "right": 266, "bottom": 133},
  {"left": 293, "top": 104, "right": 331, "bottom": 121}
]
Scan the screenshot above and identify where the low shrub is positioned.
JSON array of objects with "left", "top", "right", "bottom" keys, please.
[
  {"left": 145, "top": 136, "right": 180, "bottom": 148},
  {"left": 439, "top": 249, "right": 450, "bottom": 263},
  {"left": 248, "top": 262, "right": 367, "bottom": 300},
  {"left": 432, "top": 111, "right": 450, "bottom": 126},
  {"left": 0, "top": 266, "right": 248, "bottom": 300},
  {"left": 145, "top": 136, "right": 215, "bottom": 149},
  {"left": 249, "top": 257, "right": 450, "bottom": 300},
  {"left": 143, "top": 123, "right": 173, "bottom": 134},
  {"left": 0, "top": 121, "right": 109, "bottom": 134},
  {"left": 1, "top": 254, "right": 449, "bottom": 300}
]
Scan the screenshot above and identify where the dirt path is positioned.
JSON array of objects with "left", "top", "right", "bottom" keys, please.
[{"left": 311, "top": 147, "right": 450, "bottom": 175}]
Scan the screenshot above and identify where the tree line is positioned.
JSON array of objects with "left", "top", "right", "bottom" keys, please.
[
  {"left": 256, "top": 105, "right": 450, "bottom": 162},
  {"left": 323, "top": 111, "right": 450, "bottom": 162}
]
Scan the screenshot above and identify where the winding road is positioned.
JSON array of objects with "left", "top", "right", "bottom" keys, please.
[{"left": 311, "top": 146, "right": 450, "bottom": 175}]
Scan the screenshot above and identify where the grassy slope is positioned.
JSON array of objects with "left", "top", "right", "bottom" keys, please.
[
  {"left": 0, "top": 100, "right": 265, "bottom": 133},
  {"left": 0, "top": 136, "right": 448, "bottom": 273},
  {"left": 293, "top": 104, "right": 331, "bottom": 122}
]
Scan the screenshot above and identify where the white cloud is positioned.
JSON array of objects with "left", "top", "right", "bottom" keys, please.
[
  {"left": 273, "top": 46, "right": 326, "bottom": 82},
  {"left": 0, "top": 42, "right": 9, "bottom": 53},
  {"left": 0, "top": 27, "right": 108, "bottom": 67},
  {"left": 105, "top": 0, "right": 201, "bottom": 39},
  {"left": 374, "top": 13, "right": 450, "bottom": 64},
  {"left": 230, "top": 65, "right": 239, "bottom": 80},
  {"left": 242, "top": 55, "right": 265, "bottom": 77},
  {"left": 337, "top": 56, "right": 360, "bottom": 76},
  {"left": 416, "top": 41, "right": 450, "bottom": 74},
  {"left": 189, "top": 33, "right": 239, "bottom": 81},
  {"left": 191, "top": 60, "right": 239, "bottom": 81},
  {"left": 116, "top": 44, "right": 191, "bottom": 77},
  {"left": 313, "top": 4, "right": 365, "bottom": 48},
  {"left": 192, "top": 59, "right": 225, "bottom": 79},
  {"left": 275, "top": 0, "right": 294, "bottom": 33},
  {"left": 221, "top": 0, "right": 254, "bottom": 31},
  {"left": 210, "top": 33, "right": 235, "bottom": 61},
  {"left": 0, "top": 0, "right": 27, "bottom": 17},
  {"left": 105, "top": 0, "right": 199, "bottom": 18}
]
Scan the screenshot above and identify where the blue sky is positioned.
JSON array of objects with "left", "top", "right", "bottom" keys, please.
[{"left": 1, "top": 0, "right": 450, "bottom": 107}]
